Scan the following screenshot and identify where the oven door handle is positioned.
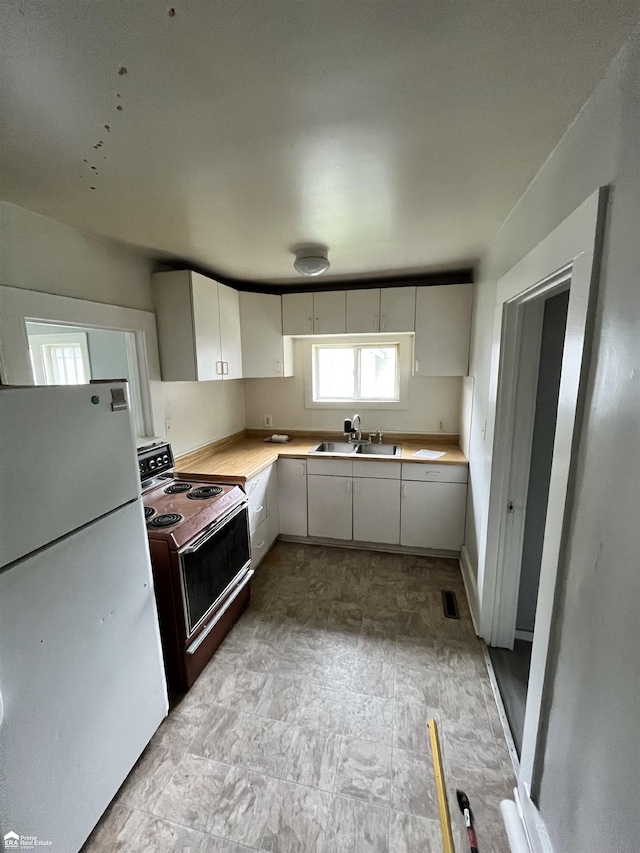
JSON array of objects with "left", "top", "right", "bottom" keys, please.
[
  {"left": 186, "top": 567, "right": 254, "bottom": 655},
  {"left": 180, "top": 500, "right": 248, "bottom": 554}
]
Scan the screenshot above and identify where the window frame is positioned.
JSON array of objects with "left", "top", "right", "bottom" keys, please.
[
  {"left": 312, "top": 342, "right": 400, "bottom": 403},
  {"left": 303, "top": 334, "right": 412, "bottom": 411}
]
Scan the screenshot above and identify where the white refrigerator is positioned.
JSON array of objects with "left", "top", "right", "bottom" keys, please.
[{"left": 0, "top": 383, "right": 168, "bottom": 852}]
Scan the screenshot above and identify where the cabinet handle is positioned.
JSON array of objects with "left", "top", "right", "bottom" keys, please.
[
  {"left": 308, "top": 317, "right": 313, "bottom": 333},
  {"left": 254, "top": 540, "right": 265, "bottom": 549},
  {"left": 402, "top": 484, "right": 407, "bottom": 498},
  {"left": 299, "top": 463, "right": 306, "bottom": 477},
  {"left": 381, "top": 315, "right": 386, "bottom": 330},
  {"left": 353, "top": 480, "right": 359, "bottom": 493},
  {"left": 249, "top": 479, "right": 263, "bottom": 492},
  {"left": 373, "top": 315, "right": 378, "bottom": 330},
  {"left": 347, "top": 480, "right": 351, "bottom": 493},
  {"left": 215, "top": 361, "right": 223, "bottom": 375},
  {"left": 276, "top": 361, "right": 282, "bottom": 374},
  {"left": 253, "top": 505, "right": 264, "bottom": 514},
  {"left": 314, "top": 317, "right": 319, "bottom": 333},
  {"left": 223, "top": 361, "right": 229, "bottom": 375}
]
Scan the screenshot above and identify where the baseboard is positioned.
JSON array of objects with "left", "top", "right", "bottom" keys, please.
[
  {"left": 515, "top": 629, "right": 534, "bottom": 642},
  {"left": 277, "top": 534, "right": 460, "bottom": 560},
  {"left": 459, "top": 544, "right": 480, "bottom": 634},
  {"left": 516, "top": 784, "right": 555, "bottom": 853}
]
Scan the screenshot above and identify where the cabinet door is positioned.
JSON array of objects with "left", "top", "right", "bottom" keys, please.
[
  {"left": 282, "top": 292, "right": 314, "bottom": 335},
  {"left": 307, "top": 474, "right": 352, "bottom": 540},
  {"left": 277, "top": 458, "right": 308, "bottom": 537},
  {"left": 346, "top": 289, "right": 380, "bottom": 333},
  {"left": 313, "top": 291, "right": 346, "bottom": 335},
  {"left": 400, "top": 481, "right": 467, "bottom": 550},
  {"left": 239, "top": 292, "right": 293, "bottom": 378},
  {"left": 380, "top": 286, "right": 416, "bottom": 332},
  {"left": 414, "top": 284, "right": 472, "bottom": 376},
  {"left": 353, "top": 477, "right": 400, "bottom": 544},
  {"left": 192, "top": 273, "right": 223, "bottom": 381},
  {"left": 218, "top": 283, "right": 243, "bottom": 379}
]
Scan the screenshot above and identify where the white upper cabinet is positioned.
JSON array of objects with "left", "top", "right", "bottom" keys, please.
[
  {"left": 152, "top": 270, "right": 242, "bottom": 381},
  {"left": 239, "top": 292, "right": 293, "bottom": 378},
  {"left": 414, "top": 284, "right": 473, "bottom": 376},
  {"left": 313, "top": 290, "right": 346, "bottom": 335},
  {"left": 218, "top": 283, "right": 243, "bottom": 379},
  {"left": 380, "top": 286, "right": 416, "bottom": 332},
  {"left": 346, "top": 289, "right": 380, "bottom": 333},
  {"left": 282, "top": 292, "right": 314, "bottom": 335}
]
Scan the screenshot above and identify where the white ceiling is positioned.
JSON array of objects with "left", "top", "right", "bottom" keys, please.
[{"left": 0, "top": 1, "right": 636, "bottom": 285}]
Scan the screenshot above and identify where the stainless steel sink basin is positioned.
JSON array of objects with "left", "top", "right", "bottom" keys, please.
[
  {"left": 355, "top": 443, "right": 401, "bottom": 457},
  {"left": 308, "top": 441, "right": 401, "bottom": 457},
  {"left": 308, "top": 441, "right": 357, "bottom": 455}
]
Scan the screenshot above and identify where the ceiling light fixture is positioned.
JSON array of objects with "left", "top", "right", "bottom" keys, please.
[{"left": 293, "top": 249, "right": 330, "bottom": 277}]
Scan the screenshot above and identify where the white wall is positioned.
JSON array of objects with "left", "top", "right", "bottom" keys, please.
[
  {"left": 0, "top": 202, "right": 246, "bottom": 456},
  {"left": 465, "top": 23, "right": 640, "bottom": 853},
  {"left": 244, "top": 336, "right": 462, "bottom": 435}
]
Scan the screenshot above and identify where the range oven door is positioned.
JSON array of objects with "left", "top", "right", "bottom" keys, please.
[{"left": 178, "top": 502, "right": 251, "bottom": 640}]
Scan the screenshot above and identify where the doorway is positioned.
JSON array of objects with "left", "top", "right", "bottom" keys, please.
[
  {"left": 25, "top": 321, "right": 145, "bottom": 436},
  {"left": 489, "top": 289, "right": 569, "bottom": 754}
]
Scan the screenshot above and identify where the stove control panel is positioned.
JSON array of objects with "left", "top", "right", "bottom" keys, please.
[{"left": 138, "top": 442, "right": 174, "bottom": 483}]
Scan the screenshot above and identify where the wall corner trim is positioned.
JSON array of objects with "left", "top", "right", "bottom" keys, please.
[{"left": 459, "top": 544, "right": 480, "bottom": 634}]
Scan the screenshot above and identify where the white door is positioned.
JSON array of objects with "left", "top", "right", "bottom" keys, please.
[
  {"left": 353, "top": 477, "right": 400, "bottom": 544},
  {"left": 307, "top": 474, "right": 352, "bottom": 540},
  {"left": 278, "top": 458, "right": 308, "bottom": 537},
  {"left": 282, "top": 292, "right": 314, "bottom": 335},
  {"left": 346, "top": 289, "right": 380, "bottom": 333},
  {"left": 218, "top": 283, "right": 243, "bottom": 379},
  {"left": 0, "top": 500, "right": 167, "bottom": 853},
  {"left": 0, "top": 383, "right": 141, "bottom": 568},
  {"left": 414, "top": 284, "right": 472, "bottom": 375},
  {"left": 380, "top": 286, "right": 416, "bottom": 332},
  {"left": 400, "top": 481, "right": 467, "bottom": 550},
  {"left": 192, "top": 272, "right": 223, "bottom": 381},
  {"left": 313, "top": 291, "right": 346, "bottom": 335}
]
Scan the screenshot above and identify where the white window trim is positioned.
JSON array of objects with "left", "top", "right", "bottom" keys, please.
[{"left": 304, "top": 334, "right": 412, "bottom": 410}]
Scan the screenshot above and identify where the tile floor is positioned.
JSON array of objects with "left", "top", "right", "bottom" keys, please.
[{"left": 83, "top": 542, "right": 515, "bottom": 853}]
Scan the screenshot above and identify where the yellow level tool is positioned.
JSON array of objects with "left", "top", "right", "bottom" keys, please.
[{"left": 428, "top": 718, "right": 455, "bottom": 853}]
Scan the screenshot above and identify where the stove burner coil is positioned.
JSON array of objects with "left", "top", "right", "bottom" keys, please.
[
  {"left": 164, "top": 482, "right": 192, "bottom": 494},
  {"left": 149, "top": 513, "right": 184, "bottom": 528},
  {"left": 144, "top": 506, "right": 156, "bottom": 520},
  {"left": 187, "top": 485, "right": 224, "bottom": 500}
]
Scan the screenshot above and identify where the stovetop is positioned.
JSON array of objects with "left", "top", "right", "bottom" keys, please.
[{"left": 143, "top": 477, "right": 246, "bottom": 550}]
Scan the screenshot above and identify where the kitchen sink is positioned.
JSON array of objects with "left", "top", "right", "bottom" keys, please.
[
  {"left": 308, "top": 441, "right": 402, "bottom": 457},
  {"left": 309, "top": 441, "right": 358, "bottom": 455},
  {"left": 355, "top": 443, "right": 401, "bottom": 457}
]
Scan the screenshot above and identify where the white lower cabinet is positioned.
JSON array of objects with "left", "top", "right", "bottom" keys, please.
[
  {"left": 353, "top": 478, "right": 400, "bottom": 544},
  {"left": 277, "top": 458, "right": 308, "bottom": 537},
  {"left": 400, "top": 481, "right": 467, "bottom": 551},
  {"left": 307, "top": 474, "right": 352, "bottom": 540},
  {"left": 245, "top": 463, "right": 279, "bottom": 568}
]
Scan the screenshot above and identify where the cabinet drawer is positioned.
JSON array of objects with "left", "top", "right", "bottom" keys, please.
[
  {"left": 251, "top": 517, "right": 270, "bottom": 566},
  {"left": 352, "top": 459, "right": 401, "bottom": 480},
  {"left": 307, "top": 458, "right": 353, "bottom": 477},
  {"left": 245, "top": 470, "right": 270, "bottom": 496},
  {"left": 401, "top": 463, "right": 468, "bottom": 483},
  {"left": 248, "top": 487, "right": 268, "bottom": 533}
]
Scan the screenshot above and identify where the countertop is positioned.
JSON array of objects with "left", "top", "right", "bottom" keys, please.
[{"left": 176, "top": 431, "right": 468, "bottom": 484}]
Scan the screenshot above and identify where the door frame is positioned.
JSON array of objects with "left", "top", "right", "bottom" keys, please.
[{"left": 478, "top": 188, "right": 607, "bottom": 848}]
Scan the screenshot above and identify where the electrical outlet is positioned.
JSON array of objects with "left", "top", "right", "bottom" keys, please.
[
  {"left": 264, "top": 414, "right": 273, "bottom": 428},
  {"left": 437, "top": 418, "right": 445, "bottom": 432},
  {"left": 165, "top": 418, "right": 172, "bottom": 434}
]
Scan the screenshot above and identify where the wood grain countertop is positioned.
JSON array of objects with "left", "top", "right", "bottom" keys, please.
[{"left": 176, "top": 430, "right": 468, "bottom": 484}]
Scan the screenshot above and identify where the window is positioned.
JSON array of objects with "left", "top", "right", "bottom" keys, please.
[
  {"left": 28, "top": 332, "right": 91, "bottom": 386},
  {"left": 313, "top": 343, "right": 399, "bottom": 402}
]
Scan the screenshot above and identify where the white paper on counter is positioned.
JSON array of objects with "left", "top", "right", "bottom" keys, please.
[{"left": 413, "top": 449, "right": 446, "bottom": 460}]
